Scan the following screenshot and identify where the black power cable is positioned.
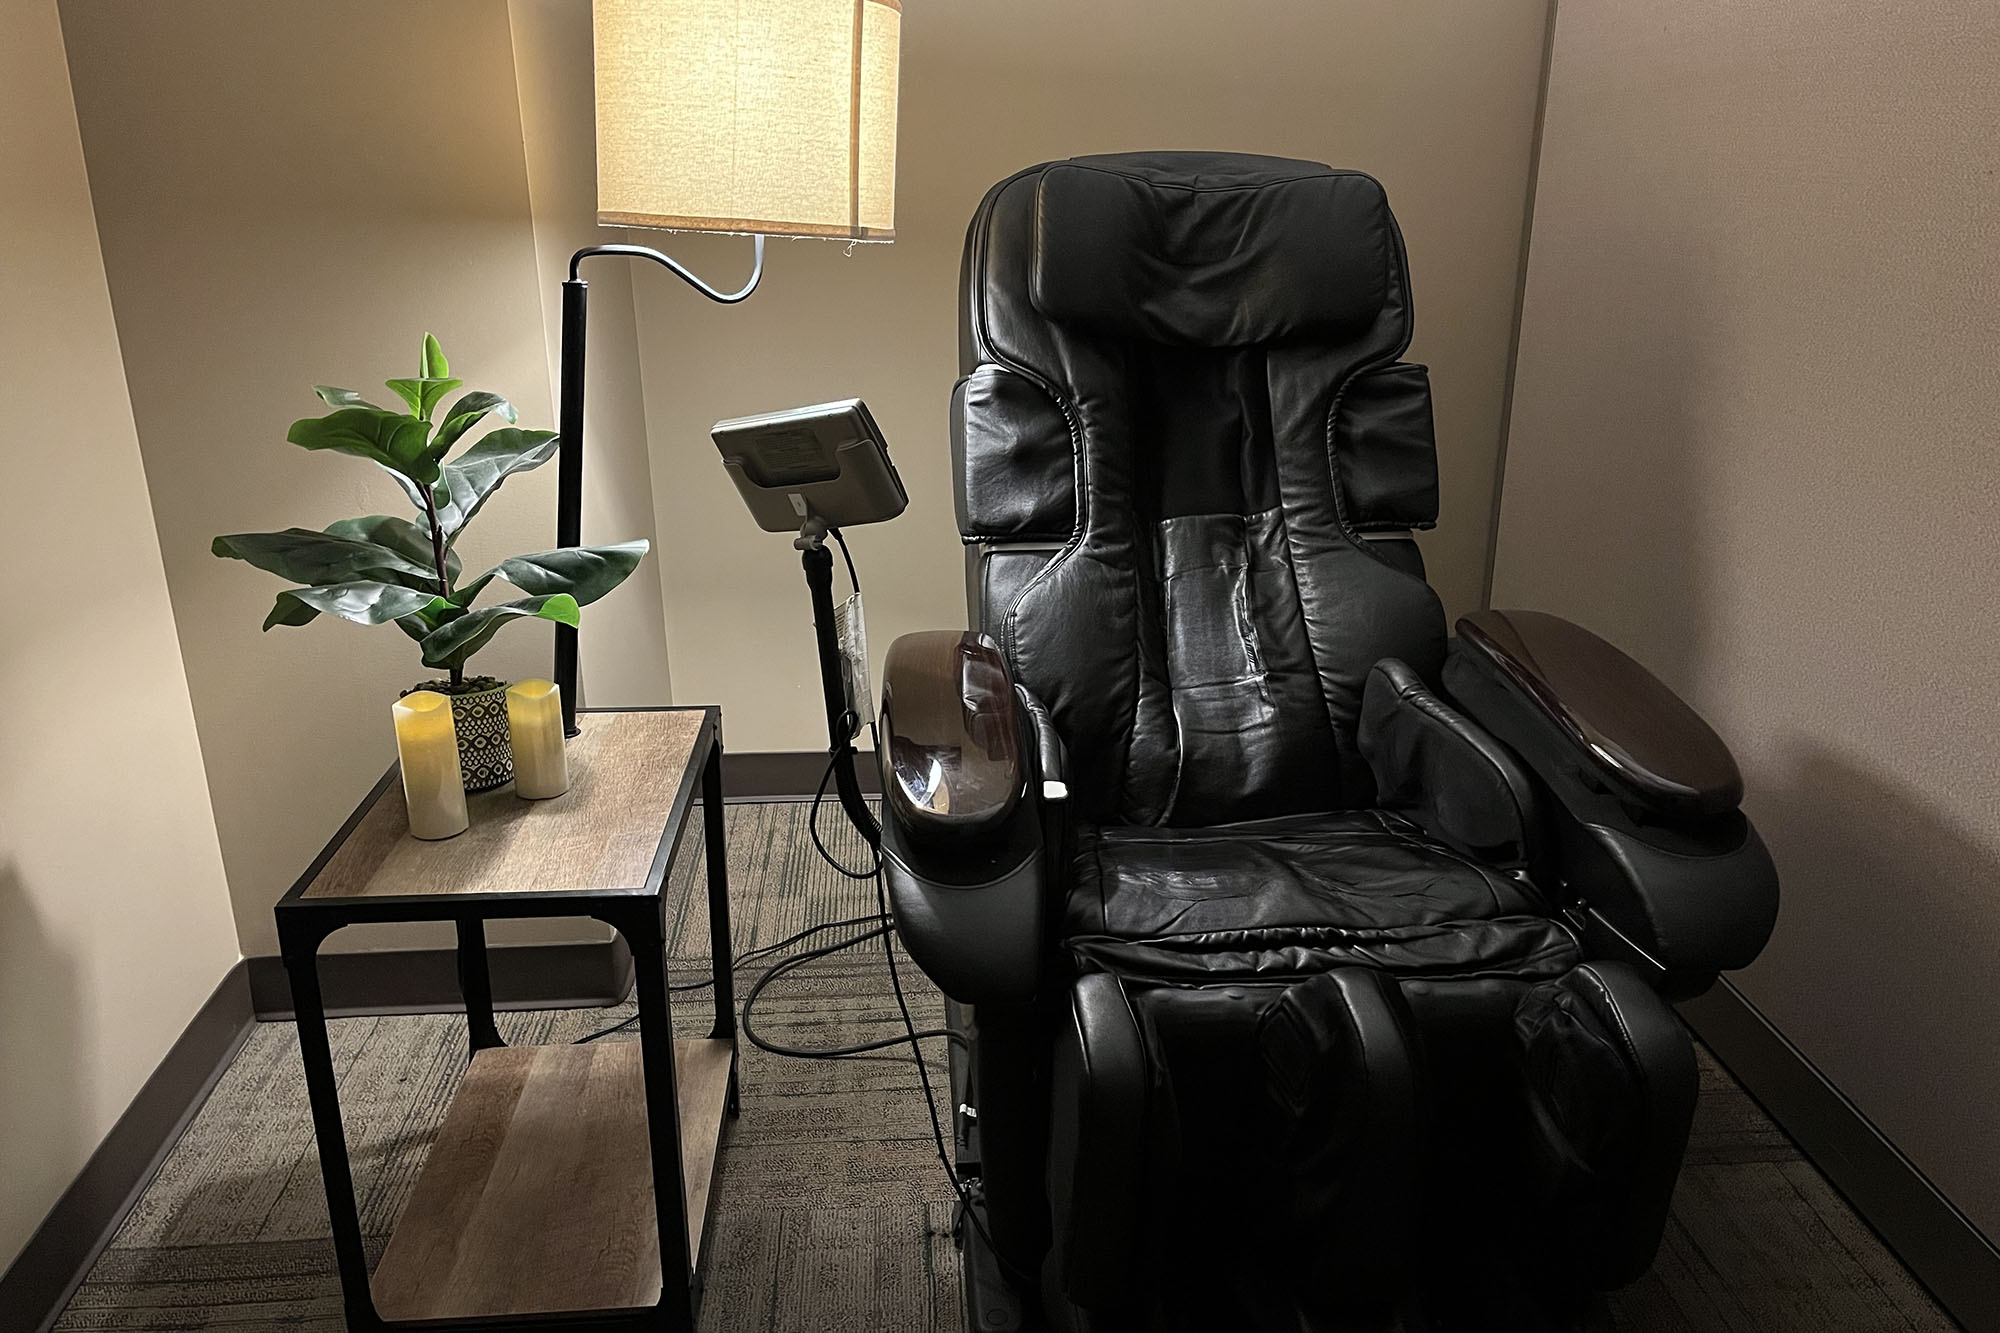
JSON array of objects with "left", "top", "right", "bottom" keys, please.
[
  {"left": 576, "top": 539, "right": 889, "bottom": 1050},
  {"left": 574, "top": 910, "right": 889, "bottom": 1045},
  {"left": 828, "top": 525, "right": 861, "bottom": 594},
  {"left": 738, "top": 919, "right": 965, "bottom": 1060},
  {"left": 568, "top": 528, "right": 1026, "bottom": 1283},
  {"left": 807, "top": 744, "right": 878, "bottom": 880}
]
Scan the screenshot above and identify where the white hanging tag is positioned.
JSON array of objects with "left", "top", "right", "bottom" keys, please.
[{"left": 834, "top": 591, "right": 872, "bottom": 736}]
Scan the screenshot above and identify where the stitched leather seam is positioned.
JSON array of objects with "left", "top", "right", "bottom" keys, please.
[
  {"left": 1053, "top": 163, "right": 1383, "bottom": 197},
  {"left": 1087, "top": 918, "right": 1569, "bottom": 946},
  {"left": 969, "top": 172, "right": 1091, "bottom": 756},
  {"left": 1362, "top": 800, "right": 1550, "bottom": 915},
  {"left": 971, "top": 180, "right": 1083, "bottom": 605},
  {"left": 1575, "top": 964, "right": 1647, "bottom": 1078},
  {"left": 1320, "top": 199, "right": 1422, "bottom": 561},
  {"left": 1065, "top": 931, "right": 1582, "bottom": 987},
  {"left": 1263, "top": 394, "right": 1343, "bottom": 761}
]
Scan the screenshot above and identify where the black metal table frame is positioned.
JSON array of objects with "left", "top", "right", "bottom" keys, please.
[{"left": 274, "top": 706, "right": 736, "bottom": 1333}]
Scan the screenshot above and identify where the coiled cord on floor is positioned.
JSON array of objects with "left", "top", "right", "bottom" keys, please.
[
  {"left": 570, "top": 534, "right": 1027, "bottom": 1285},
  {"left": 573, "top": 908, "right": 889, "bottom": 1045},
  {"left": 574, "top": 751, "right": 962, "bottom": 1058}
]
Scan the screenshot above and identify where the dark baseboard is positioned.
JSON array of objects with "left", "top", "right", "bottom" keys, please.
[
  {"left": 1682, "top": 978, "right": 2000, "bottom": 1332},
  {"left": 246, "top": 937, "right": 634, "bottom": 1020},
  {"left": 723, "top": 748, "right": 880, "bottom": 801},
  {"left": 0, "top": 961, "right": 256, "bottom": 1333}
]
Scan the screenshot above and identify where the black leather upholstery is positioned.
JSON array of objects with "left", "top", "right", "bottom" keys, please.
[
  {"left": 1515, "top": 962, "right": 1699, "bottom": 1289},
  {"left": 957, "top": 153, "right": 1445, "bottom": 827},
  {"left": 1359, "top": 656, "right": 1539, "bottom": 866},
  {"left": 1065, "top": 813, "right": 1577, "bottom": 984},
  {"left": 1047, "top": 972, "right": 1153, "bottom": 1312},
  {"left": 1030, "top": 160, "right": 1396, "bottom": 345},
  {"left": 880, "top": 152, "right": 1778, "bottom": 1331},
  {"left": 1259, "top": 968, "right": 1424, "bottom": 1318}
]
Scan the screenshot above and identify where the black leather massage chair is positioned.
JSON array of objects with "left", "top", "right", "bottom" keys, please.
[{"left": 875, "top": 153, "right": 1780, "bottom": 1332}]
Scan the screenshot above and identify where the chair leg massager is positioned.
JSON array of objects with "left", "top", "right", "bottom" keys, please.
[{"left": 876, "top": 153, "right": 1779, "bottom": 1331}]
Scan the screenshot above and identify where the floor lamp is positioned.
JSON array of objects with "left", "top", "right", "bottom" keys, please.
[{"left": 555, "top": 0, "right": 903, "bottom": 736}]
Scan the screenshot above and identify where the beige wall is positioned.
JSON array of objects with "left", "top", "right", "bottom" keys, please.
[
  {"left": 630, "top": 0, "right": 1554, "bottom": 752},
  {"left": 1493, "top": 0, "right": 2000, "bottom": 1238},
  {"left": 50, "top": 0, "right": 1556, "bottom": 963},
  {"left": 509, "top": 0, "right": 675, "bottom": 711},
  {"left": 0, "top": 0, "right": 240, "bottom": 1273},
  {"left": 59, "top": 0, "right": 652, "bottom": 956}
]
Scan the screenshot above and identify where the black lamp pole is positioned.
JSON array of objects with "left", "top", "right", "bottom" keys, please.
[{"left": 552, "top": 236, "right": 766, "bottom": 736}]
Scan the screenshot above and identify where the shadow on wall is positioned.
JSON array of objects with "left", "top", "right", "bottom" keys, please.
[
  {"left": 1495, "top": 234, "right": 1723, "bottom": 697},
  {"left": 1744, "top": 734, "right": 2000, "bottom": 1229},
  {"left": 0, "top": 861, "right": 86, "bottom": 1260},
  {"left": 1505, "top": 228, "right": 2000, "bottom": 1234}
]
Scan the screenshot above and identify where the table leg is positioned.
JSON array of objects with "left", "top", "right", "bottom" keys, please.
[
  {"left": 279, "top": 919, "right": 381, "bottom": 1332},
  {"left": 627, "top": 908, "right": 698, "bottom": 1333},
  {"left": 455, "top": 917, "right": 505, "bottom": 1058},
  {"left": 700, "top": 741, "right": 740, "bottom": 1114}
]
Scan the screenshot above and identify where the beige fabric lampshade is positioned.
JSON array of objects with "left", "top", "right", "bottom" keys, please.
[{"left": 593, "top": 0, "right": 901, "bottom": 240}]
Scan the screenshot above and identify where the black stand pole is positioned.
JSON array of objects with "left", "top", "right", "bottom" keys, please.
[
  {"left": 551, "top": 238, "right": 766, "bottom": 740},
  {"left": 555, "top": 278, "right": 588, "bottom": 737},
  {"left": 802, "top": 539, "right": 881, "bottom": 849}
]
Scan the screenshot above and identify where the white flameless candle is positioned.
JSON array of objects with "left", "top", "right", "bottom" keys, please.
[
  {"left": 393, "top": 690, "right": 469, "bottom": 840},
  {"left": 506, "top": 679, "right": 570, "bottom": 799}
]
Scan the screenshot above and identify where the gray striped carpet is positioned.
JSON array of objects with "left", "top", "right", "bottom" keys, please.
[{"left": 56, "top": 803, "right": 1951, "bottom": 1331}]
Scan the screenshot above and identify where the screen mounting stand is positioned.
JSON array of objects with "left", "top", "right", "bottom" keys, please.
[{"left": 797, "top": 510, "right": 880, "bottom": 849}]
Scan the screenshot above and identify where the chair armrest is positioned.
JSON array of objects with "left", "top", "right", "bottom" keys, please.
[
  {"left": 1357, "top": 658, "right": 1538, "bottom": 867},
  {"left": 877, "top": 631, "right": 1045, "bottom": 1004},
  {"left": 1444, "top": 611, "right": 1778, "bottom": 987},
  {"left": 881, "top": 630, "right": 1026, "bottom": 842},
  {"left": 1454, "top": 609, "right": 1741, "bottom": 817}
]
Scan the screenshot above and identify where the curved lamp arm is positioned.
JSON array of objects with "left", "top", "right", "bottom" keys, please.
[
  {"left": 554, "top": 234, "right": 767, "bottom": 734},
  {"left": 567, "top": 233, "right": 767, "bottom": 298}
]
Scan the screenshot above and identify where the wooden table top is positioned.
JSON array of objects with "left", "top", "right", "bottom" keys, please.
[{"left": 298, "top": 708, "right": 709, "bottom": 901}]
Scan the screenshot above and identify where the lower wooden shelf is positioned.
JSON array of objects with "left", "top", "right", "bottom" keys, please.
[{"left": 369, "top": 1038, "right": 733, "bottom": 1322}]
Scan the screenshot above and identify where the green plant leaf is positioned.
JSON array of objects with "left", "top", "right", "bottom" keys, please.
[
  {"left": 392, "top": 597, "right": 449, "bottom": 643},
  {"left": 212, "top": 527, "right": 439, "bottom": 588},
  {"left": 384, "top": 376, "right": 462, "bottom": 423},
  {"left": 418, "top": 593, "right": 579, "bottom": 670},
  {"left": 288, "top": 407, "right": 440, "bottom": 482},
  {"left": 431, "top": 428, "right": 560, "bottom": 540},
  {"left": 322, "top": 514, "right": 458, "bottom": 584},
  {"left": 422, "top": 332, "right": 449, "bottom": 379},
  {"left": 381, "top": 466, "right": 432, "bottom": 515},
  {"left": 384, "top": 379, "right": 424, "bottom": 415},
  {"left": 313, "top": 385, "right": 382, "bottom": 410},
  {"left": 262, "top": 591, "right": 321, "bottom": 630},
  {"left": 286, "top": 580, "right": 446, "bottom": 626},
  {"left": 490, "top": 540, "right": 649, "bottom": 606},
  {"left": 447, "top": 570, "right": 497, "bottom": 608},
  {"left": 429, "top": 391, "right": 517, "bottom": 459}
]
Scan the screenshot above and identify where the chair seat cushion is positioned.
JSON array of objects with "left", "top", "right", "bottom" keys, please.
[{"left": 1065, "top": 810, "right": 1579, "bottom": 983}]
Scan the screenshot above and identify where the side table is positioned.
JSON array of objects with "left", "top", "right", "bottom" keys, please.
[{"left": 275, "top": 706, "right": 735, "bottom": 1333}]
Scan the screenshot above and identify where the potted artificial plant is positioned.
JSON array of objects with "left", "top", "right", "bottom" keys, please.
[{"left": 214, "top": 333, "right": 647, "bottom": 791}]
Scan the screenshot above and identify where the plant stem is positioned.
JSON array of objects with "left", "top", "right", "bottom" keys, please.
[{"left": 420, "top": 484, "right": 463, "bottom": 688}]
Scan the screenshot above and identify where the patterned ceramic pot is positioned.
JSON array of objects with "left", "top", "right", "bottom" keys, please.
[
  {"left": 398, "top": 680, "right": 515, "bottom": 793},
  {"left": 447, "top": 682, "right": 514, "bottom": 792}
]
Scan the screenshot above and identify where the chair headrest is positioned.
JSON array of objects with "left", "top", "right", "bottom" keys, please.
[{"left": 1030, "top": 154, "right": 1395, "bottom": 346}]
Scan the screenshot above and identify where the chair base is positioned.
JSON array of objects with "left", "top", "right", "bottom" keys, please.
[{"left": 958, "top": 1191, "right": 1039, "bottom": 1332}]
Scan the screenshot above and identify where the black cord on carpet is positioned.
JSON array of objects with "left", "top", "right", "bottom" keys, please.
[{"left": 567, "top": 534, "right": 1029, "bottom": 1285}]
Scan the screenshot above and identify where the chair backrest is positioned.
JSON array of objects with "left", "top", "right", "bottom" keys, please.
[{"left": 955, "top": 152, "right": 1446, "bottom": 826}]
